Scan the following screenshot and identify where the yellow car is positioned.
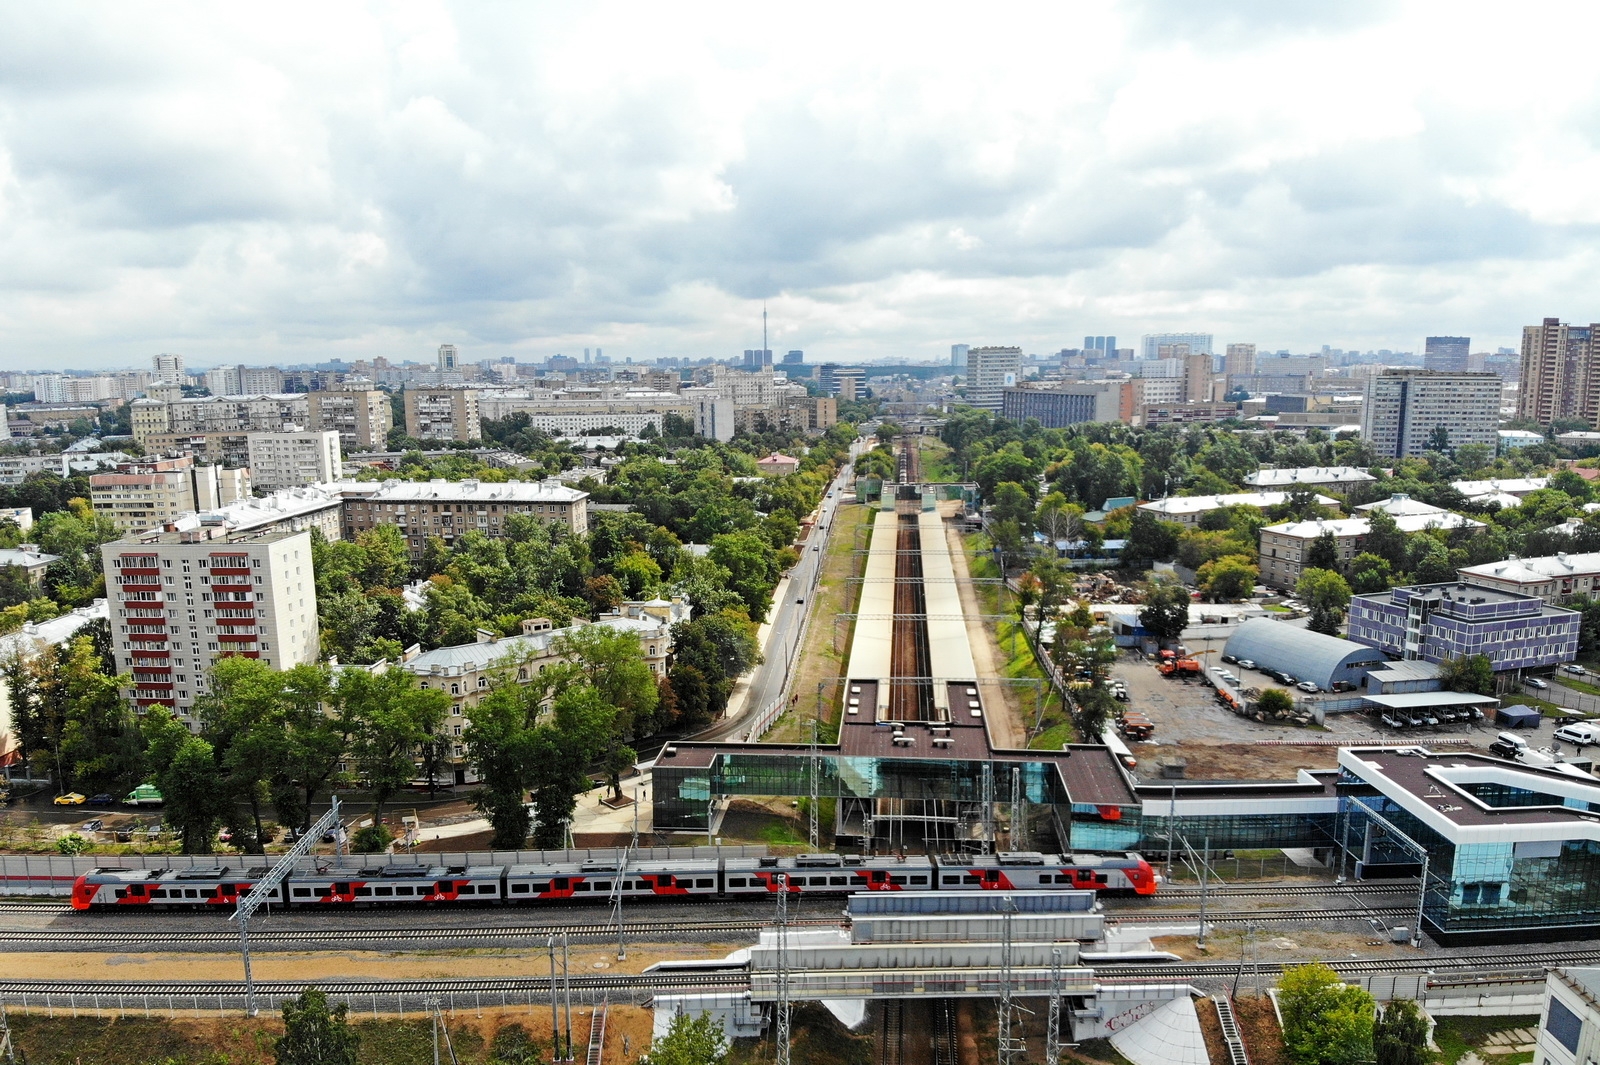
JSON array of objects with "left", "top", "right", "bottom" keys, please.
[{"left": 53, "top": 792, "right": 87, "bottom": 806}]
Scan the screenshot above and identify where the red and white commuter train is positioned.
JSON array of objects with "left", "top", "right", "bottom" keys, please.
[{"left": 71, "top": 850, "right": 1157, "bottom": 910}]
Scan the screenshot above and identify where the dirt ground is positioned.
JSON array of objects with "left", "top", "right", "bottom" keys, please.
[
  {"left": 1143, "top": 742, "right": 1343, "bottom": 781},
  {"left": 1233, "top": 994, "right": 1287, "bottom": 1065},
  {"left": 1195, "top": 998, "right": 1229, "bottom": 1065},
  {"left": 1151, "top": 927, "right": 1414, "bottom": 965}
]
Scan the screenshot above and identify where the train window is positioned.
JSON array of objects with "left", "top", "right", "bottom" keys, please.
[
  {"left": 573, "top": 883, "right": 589, "bottom": 892},
  {"left": 396, "top": 886, "right": 414, "bottom": 896},
  {"left": 375, "top": 887, "right": 393, "bottom": 896},
  {"left": 531, "top": 883, "right": 550, "bottom": 893},
  {"left": 942, "top": 875, "right": 960, "bottom": 884},
  {"left": 186, "top": 889, "right": 200, "bottom": 898},
  {"left": 436, "top": 882, "right": 452, "bottom": 895},
  {"left": 890, "top": 876, "right": 906, "bottom": 885},
  {"left": 594, "top": 881, "right": 611, "bottom": 892},
  {"left": 696, "top": 879, "right": 713, "bottom": 888},
  {"left": 354, "top": 887, "right": 372, "bottom": 897},
  {"left": 657, "top": 875, "right": 673, "bottom": 886},
  {"left": 293, "top": 888, "right": 311, "bottom": 897},
  {"left": 1039, "top": 875, "right": 1055, "bottom": 884},
  {"left": 910, "top": 876, "right": 927, "bottom": 885},
  {"left": 552, "top": 878, "right": 568, "bottom": 890},
  {"left": 114, "top": 889, "right": 126, "bottom": 899},
  {"left": 963, "top": 875, "right": 980, "bottom": 885},
  {"left": 149, "top": 890, "right": 165, "bottom": 898},
  {"left": 477, "top": 885, "right": 496, "bottom": 894},
  {"left": 830, "top": 876, "right": 847, "bottom": 886},
  {"left": 728, "top": 878, "right": 747, "bottom": 887},
  {"left": 333, "top": 883, "right": 349, "bottom": 895},
  {"left": 511, "top": 884, "right": 530, "bottom": 894},
  {"left": 1095, "top": 874, "right": 1108, "bottom": 884}
]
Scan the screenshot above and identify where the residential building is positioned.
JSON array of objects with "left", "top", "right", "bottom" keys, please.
[
  {"left": 246, "top": 429, "right": 342, "bottom": 490},
  {"left": 1452, "top": 476, "right": 1548, "bottom": 501},
  {"left": 1140, "top": 333, "right": 1213, "bottom": 360},
  {"left": 756, "top": 453, "right": 800, "bottom": 476},
  {"left": 783, "top": 350, "right": 804, "bottom": 366},
  {"left": 130, "top": 393, "right": 311, "bottom": 446},
  {"left": 1423, "top": 336, "right": 1471, "bottom": 373},
  {"left": 0, "top": 600, "right": 109, "bottom": 772},
  {"left": 163, "top": 485, "right": 345, "bottom": 542},
  {"left": 950, "top": 343, "right": 969, "bottom": 368},
  {"left": 1225, "top": 372, "right": 1311, "bottom": 395},
  {"left": 0, "top": 507, "right": 32, "bottom": 533},
  {"left": 152, "top": 353, "right": 185, "bottom": 384},
  {"left": 1136, "top": 491, "right": 1337, "bottom": 528},
  {"left": 1000, "top": 383, "right": 1120, "bottom": 427},
  {"left": 1244, "top": 466, "right": 1378, "bottom": 491},
  {"left": 1258, "top": 512, "right": 1484, "bottom": 590},
  {"left": 802, "top": 396, "right": 838, "bottom": 432},
  {"left": 1347, "top": 581, "right": 1580, "bottom": 673},
  {"left": 1361, "top": 369, "right": 1501, "bottom": 458},
  {"left": 1139, "top": 401, "right": 1240, "bottom": 427},
  {"left": 403, "top": 388, "right": 481, "bottom": 441},
  {"left": 438, "top": 344, "right": 459, "bottom": 372},
  {"left": 0, "top": 545, "right": 59, "bottom": 586},
  {"left": 964, "top": 347, "right": 1023, "bottom": 412},
  {"left": 1519, "top": 318, "right": 1600, "bottom": 427},
  {"left": 100, "top": 526, "right": 319, "bottom": 725},
  {"left": 743, "top": 348, "right": 773, "bottom": 370},
  {"left": 30, "top": 375, "right": 121, "bottom": 404},
  {"left": 0, "top": 451, "right": 133, "bottom": 487},
  {"left": 1500, "top": 429, "right": 1546, "bottom": 450},
  {"left": 305, "top": 389, "right": 394, "bottom": 451},
  {"left": 477, "top": 388, "right": 691, "bottom": 437},
  {"left": 338, "top": 478, "right": 589, "bottom": 556},
  {"left": 1184, "top": 352, "right": 1215, "bottom": 403},
  {"left": 1224, "top": 343, "right": 1257, "bottom": 377},
  {"left": 89, "top": 454, "right": 252, "bottom": 534},
  {"left": 399, "top": 599, "right": 686, "bottom": 784},
  {"left": 1457, "top": 551, "right": 1600, "bottom": 604},
  {"left": 204, "top": 365, "right": 285, "bottom": 395},
  {"left": 684, "top": 390, "right": 735, "bottom": 442}
]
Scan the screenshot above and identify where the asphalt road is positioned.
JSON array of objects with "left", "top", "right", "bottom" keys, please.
[{"left": 697, "top": 442, "right": 865, "bottom": 742}]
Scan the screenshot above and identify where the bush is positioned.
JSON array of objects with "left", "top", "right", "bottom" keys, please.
[
  {"left": 1257, "top": 688, "right": 1295, "bottom": 715},
  {"left": 351, "top": 824, "right": 393, "bottom": 854},
  {"left": 56, "top": 833, "right": 90, "bottom": 856}
]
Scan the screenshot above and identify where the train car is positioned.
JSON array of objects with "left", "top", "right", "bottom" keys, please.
[
  {"left": 72, "top": 866, "right": 280, "bottom": 910},
  {"left": 285, "top": 863, "right": 504, "bottom": 906},
  {"left": 722, "top": 853, "right": 937, "bottom": 895},
  {"left": 933, "top": 851, "right": 1158, "bottom": 895},
  {"left": 503, "top": 858, "right": 722, "bottom": 902}
]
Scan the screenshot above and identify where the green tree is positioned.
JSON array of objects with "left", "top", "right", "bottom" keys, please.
[
  {"left": 339, "top": 667, "right": 450, "bottom": 826},
  {"left": 1305, "top": 530, "right": 1340, "bottom": 573},
  {"left": 275, "top": 986, "right": 360, "bottom": 1065},
  {"left": 1138, "top": 578, "right": 1191, "bottom": 644},
  {"left": 642, "top": 1011, "right": 729, "bottom": 1065},
  {"left": 1258, "top": 688, "right": 1294, "bottom": 715},
  {"left": 1372, "top": 999, "right": 1428, "bottom": 1065},
  {"left": 553, "top": 623, "right": 658, "bottom": 794},
  {"left": 1425, "top": 425, "right": 1451, "bottom": 453},
  {"left": 708, "top": 530, "right": 780, "bottom": 623},
  {"left": 1196, "top": 555, "right": 1258, "bottom": 602},
  {"left": 1346, "top": 552, "right": 1394, "bottom": 595},
  {"left": 1362, "top": 508, "right": 1409, "bottom": 571},
  {"left": 142, "top": 709, "right": 232, "bottom": 853},
  {"left": 1406, "top": 535, "right": 1455, "bottom": 585},
  {"left": 1278, "top": 963, "right": 1374, "bottom": 1065},
  {"left": 1438, "top": 654, "right": 1495, "bottom": 696},
  {"left": 1297, "top": 568, "right": 1352, "bottom": 636},
  {"left": 1124, "top": 511, "right": 1181, "bottom": 564}
]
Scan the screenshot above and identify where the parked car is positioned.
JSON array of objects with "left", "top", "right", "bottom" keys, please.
[
  {"left": 1273, "top": 671, "right": 1297, "bottom": 686},
  {"left": 1555, "top": 722, "right": 1600, "bottom": 747},
  {"left": 1237, "top": 659, "right": 1256, "bottom": 670},
  {"left": 53, "top": 792, "right": 86, "bottom": 806},
  {"left": 1528, "top": 677, "right": 1550, "bottom": 690},
  {"left": 87, "top": 793, "right": 114, "bottom": 806},
  {"left": 1219, "top": 671, "right": 1240, "bottom": 685},
  {"left": 1222, "top": 654, "right": 1239, "bottom": 664},
  {"left": 1565, "top": 665, "right": 1588, "bottom": 676},
  {"left": 80, "top": 819, "right": 104, "bottom": 833},
  {"left": 1296, "top": 681, "right": 1320, "bottom": 693}
]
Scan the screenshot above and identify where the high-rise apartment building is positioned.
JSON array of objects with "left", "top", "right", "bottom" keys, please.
[
  {"left": 89, "top": 455, "right": 252, "bottom": 533},
  {"left": 152, "top": 353, "right": 185, "bottom": 384},
  {"left": 1141, "top": 333, "right": 1213, "bottom": 360},
  {"left": 964, "top": 346, "right": 1024, "bottom": 412},
  {"left": 1361, "top": 369, "right": 1501, "bottom": 458},
  {"left": 1225, "top": 343, "right": 1257, "bottom": 377},
  {"left": 1424, "top": 336, "right": 1472, "bottom": 373},
  {"left": 1083, "top": 336, "right": 1118, "bottom": 357},
  {"left": 204, "top": 365, "right": 285, "bottom": 395},
  {"left": 403, "top": 388, "right": 481, "bottom": 441},
  {"left": 305, "top": 389, "right": 394, "bottom": 451},
  {"left": 246, "top": 429, "right": 343, "bottom": 489},
  {"left": 783, "top": 350, "right": 805, "bottom": 365},
  {"left": 742, "top": 349, "right": 773, "bottom": 370},
  {"left": 438, "top": 344, "right": 459, "bottom": 372},
  {"left": 951, "top": 343, "right": 969, "bottom": 368},
  {"left": 1184, "top": 352, "right": 1215, "bottom": 403},
  {"left": 1518, "top": 318, "right": 1600, "bottom": 427},
  {"left": 101, "top": 527, "right": 318, "bottom": 726}
]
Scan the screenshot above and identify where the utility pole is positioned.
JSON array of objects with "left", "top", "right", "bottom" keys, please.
[
  {"left": 1045, "top": 947, "right": 1063, "bottom": 1065},
  {"left": 996, "top": 901, "right": 1024, "bottom": 1065},
  {"left": 562, "top": 933, "right": 574, "bottom": 1061},
  {"left": 1198, "top": 835, "right": 1211, "bottom": 952},
  {"left": 775, "top": 872, "right": 792, "bottom": 1065},
  {"left": 981, "top": 762, "right": 995, "bottom": 855},
  {"left": 549, "top": 936, "right": 561, "bottom": 1062},
  {"left": 809, "top": 710, "right": 821, "bottom": 849},
  {"left": 613, "top": 786, "right": 640, "bottom": 961},
  {"left": 1009, "top": 765, "right": 1026, "bottom": 850}
]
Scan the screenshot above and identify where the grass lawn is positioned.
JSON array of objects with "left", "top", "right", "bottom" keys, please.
[
  {"left": 1554, "top": 674, "right": 1600, "bottom": 697},
  {"left": 1431, "top": 1015, "right": 1539, "bottom": 1065},
  {"left": 917, "top": 437, "right": 959, "bottom": 482}
]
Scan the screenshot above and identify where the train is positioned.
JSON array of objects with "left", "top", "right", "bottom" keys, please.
[{"left": 71, "top": 850, "right": 1158, "bottom": 910}]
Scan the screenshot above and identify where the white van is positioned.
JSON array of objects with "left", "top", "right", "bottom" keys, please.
[
  {"left": 1555, "top": 722, "right": 1600, "bottom": 748},
  {"left": 1496, "top": 731, "right": 1530, "bottom": 752}
]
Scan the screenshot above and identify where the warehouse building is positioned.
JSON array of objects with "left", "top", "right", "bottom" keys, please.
[{"left": 1221, "top": 618, "right": 1388, "bottom": 692}]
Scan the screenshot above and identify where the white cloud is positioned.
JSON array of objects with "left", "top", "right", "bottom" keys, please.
[{"left": 1, "top": 0, "right": 1598, "bottom": 368}]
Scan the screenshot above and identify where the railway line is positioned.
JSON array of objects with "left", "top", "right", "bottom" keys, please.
[{"left": 888, "top": 514, "right": 935, "bottom": 721}]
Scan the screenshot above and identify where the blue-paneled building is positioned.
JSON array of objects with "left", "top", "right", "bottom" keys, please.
[{"left": 1347, "top": 582, "right": 1580, "bottom": 672}]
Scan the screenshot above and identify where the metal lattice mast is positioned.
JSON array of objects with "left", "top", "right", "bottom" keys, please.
[
  {"left": 612, "top": 789, "right": 640, "bottom": 960},
  {"left": 996, "top": 901, "right": 1024, "bottom": 1065},
  {"left": 1009, "top": 765, "right": 1027, "bottom": 850},
  {"left": 1045, "top": 947, "right": 1063, "bottom": 1065},
  {"left": 0, "top": 1003, "right": 16, "bottom": 1065},
  {"left": 981, "top": 762, "right": 995, "bottom": 855},
  {"left": 775, "top": 872, "right": 792, "bottom": 1065},
  {"left": 809, "top": 710, "right": 821, "bottom": 849}
]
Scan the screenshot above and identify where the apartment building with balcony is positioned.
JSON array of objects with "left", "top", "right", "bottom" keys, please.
[
  {"left": 246, "top": 429, "right": 342, "bottom": 489},
  {"left": 403, "top": 388, "right": 481, "bottom": 442},
  {"left": 305, "top": 389, "right": 394, "bottom": 451},
  {"left": 337, "top": 477, "right": 589, "bottom": 556},
  {"left": 89, "top": 454, "right": 252, "bottom": 533}
]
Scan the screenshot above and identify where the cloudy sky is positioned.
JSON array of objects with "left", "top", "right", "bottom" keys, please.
[{"left": 3, "top": 1, "right": 1599, "bottom": 371}]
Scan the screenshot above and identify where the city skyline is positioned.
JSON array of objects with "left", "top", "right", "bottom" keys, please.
[{"left": 2, "top": 4, "right": 1597, "bottom": 368}]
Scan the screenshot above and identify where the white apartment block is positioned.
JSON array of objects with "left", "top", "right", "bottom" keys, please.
[
  {"left": 1141, "top": 333, "right": 1214, "bottom": 359},
  {"left": 0, "top": 451, "right": 133, "bottom": 487},
  {"left": 204, "top": 365, "right": 286, "bottom": 395},
  {"left": 100, "top": 527, "right": 318, "bottom": 727},
  {"left": 1361, "top": 369, "right": 1502, "bottom": 458},
  {"left": 477, "top": 388, "right": 691, "bottom": 437},
  {"left": 403, "top": 388, "right": 481, "bottom": 441},
  {"left": 90, "top": 456, "right": 252, "bottom": 533},
  {"left": 338, "top": 477, "right": 589, "bottom": 555},
  {"left": 152, "top": 353, "right": 185, "bottom": 384},
  {"left": 246, "top": 429, "right": 343, "bottom": 489},
  {"left": 305, "top": 389, "right": 393, "bottom": 451},
  {"left": 131, "top": 393, "right": 311, "bottom": 445},
  {"left": 965, "top": 346, "right": 1024, "bottom": 412},
  {"left": 399, "top": 599, "right": 686, "bottom": 783},
  {"left": 31, "top": 375, "right": 125, "bottom": 404},
  {"left": 1137, "top": 491, "right": 1338, "bottom": 528},
  {"left": 1258, "top": 512, "right": 1485, "bottom": 591}
]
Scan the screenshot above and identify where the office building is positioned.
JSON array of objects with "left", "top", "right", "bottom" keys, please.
[
  {"left": 1140, "top": 333, "right": 1213, "bottom": 360},
  {"left": 1224, "top": 343, "right": 1256, "bottom": 377},
  {"left": 246, "top": 429, "right": 342, "bottom": 490},
  {"left": 743, "top": 349, "right": 773, "bottom": 370},
  {"left": 1139, "top": 401, "right": 1239, "bottom": 427},
  {"left": 1423, "top": 336, "right": 1471, "bottom": 373},
  {"left": 89, "top": 455, "right": 251, "bottom": 534},
  {"left": 950, "top": 343, "right": 969, "bottom": 368},
  {"left": 403, "top": 388, "right": 481, "bottom": 441},
  {"left": 1000, "top": 383, "right": 1119, "bottom": 427},
  {"left": 1347, "top": 581, "right": 1580, "bottom": 673},
  {"left": 1519, "top": 318, "right": 1600, "bottom": 427},
  {"left": 1083, "top": 336, "right": 1117, "bottom": 357},
  {"left": 964, "top": 346, "right": 1023, "bottom": 412},
  {"left": 152, "top": 353, "right": 185, "bottom": 384},
  {"left": 438, "top": 344, "right": 459, "bottom": 372},
  {"left": 783, "top": 350, "right": 804, "bottom": 366},
  {"left": 339, "top": 477, "right": 588, "bottom": 555},
  {"left": 101, "top": 526, "right": 319, "bottom": 725},
  {"left": 1361, "top": 369, "right": 1501, "bottom": 458},
  {"left": 305, "top": 389, "right": 393, "bottom": 451}
]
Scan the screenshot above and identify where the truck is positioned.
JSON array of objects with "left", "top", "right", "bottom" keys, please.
[
  {"left": 1158, "top": 656, "right": 1203, "bottom": 677},
  {"left": 123, "top": 783, "right": 164, "bottom": 806}
]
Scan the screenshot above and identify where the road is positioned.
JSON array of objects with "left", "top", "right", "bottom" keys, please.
[{"left": 697, "top": 439, "right": 866, "bottom": 742}]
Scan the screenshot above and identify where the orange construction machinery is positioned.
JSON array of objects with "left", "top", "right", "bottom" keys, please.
[{"left": 1158, "top": 656, "right": 1203, "bottom": 677}]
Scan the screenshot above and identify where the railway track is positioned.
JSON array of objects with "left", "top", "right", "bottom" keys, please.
[
  {"left": 1096, "top": 944, "right": 1600, "bottom": 981},
  {"left": 879, "top": 999, "right": 904, "bottom": 1065},
  {"left": 889, "top": 514, "right": 934, "bottom": 721},
  {"left": 1148, "top": 882, "right": 1418, "bottom": 899},
  {"left": 931, "top": 1000, "right": 958, "bottom": 1065},
  {"left": 1110, "top": 906, "right": 1410, "bottom": 924}
]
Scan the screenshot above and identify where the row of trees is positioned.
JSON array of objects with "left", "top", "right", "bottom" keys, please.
[{"left": 1279, "top": 963, "right": 1426, "bottom": 1065}]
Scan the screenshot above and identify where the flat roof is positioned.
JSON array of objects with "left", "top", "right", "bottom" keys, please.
[
  {"left": 1363, "top": 691, "right": 1499, "bottom": 709},
  {"left": 1461, "top": 551, "right": 1600, "bottom": 584}
]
